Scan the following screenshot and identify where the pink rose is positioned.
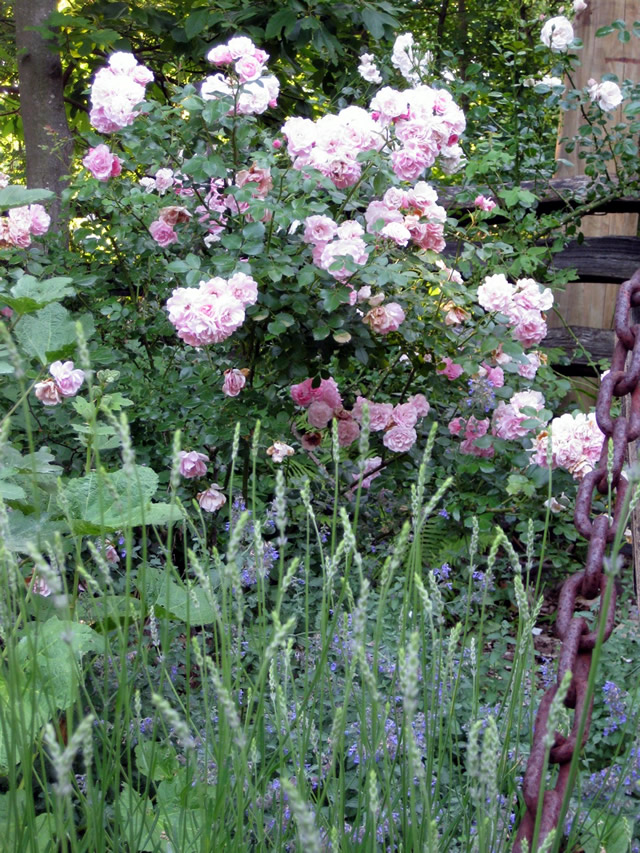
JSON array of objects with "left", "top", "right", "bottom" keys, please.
[
  {"left": 513, "top": 278, "right": 553, "bottom": 312},
  {"left": 222, "top": 368, "right": 247, "bottom": 397},
  {"left": 381, "top": 221, "right": 411, "bottom": 246},
  {"left": 149, "top": 219, "right": 178, "bottom": 247},
  {"left": 383, "top": 424, "right": 417, "bottom": 453},
  {"left": 448, "top": 417, "right": 465, "bottom": 436},
  {"left": 179, "top": 450, "right": 209, "bottom": 478},
  {"left": 307, "top": 400, "right": 334, "bottom": 429},
  {"left": 291, "top": 378, "right": 314, "bottom": 408},
  {"left": 235, "top": 54, "right": 265, "bottom": 83},
  {"left": 437, "top": 357, "right": 464, "bottom": 381},
  {"left": 351, "top": 397, "right": 394, "bottom": 431},
  {"left": 392, "top": 402, "right": 419, "bottom": 428},
  {"left": 83, "top": 145, "right": 122, "bottom": 181},
  {"left": 197, "top": 484, "right": 227, "bottom": 512},
  {"left": 49, "top": 360, "right": 85, "bottom": 397},
  {"left": 480, "top": 363, "right": 504, "bottom": 388},
  {"left": 28, "top": 204, "right": 51, "bottom": 236},
  {"left": 511, "top": 308, "right": 547, "bottom": 348},
  {"left": 474, "top": 195, "right": 496, "bottom": 212},
  {"left": 408, "top": 393, "right": 430, "bottom": 417},
  {"left": 363, "top": 302, "right": 405, "bottom": 335},
  {"left": 390, "top": 143, "right": 432, "bottom": 181},
  {"left": 227, "top": 36, "right": 256, "bottom": 59},
  {"left": 477, "top": 274, "right": 514, "bottom": 314},
  {"left": 352, "top": 456, "right": 383, "bottom": 490},
  {"left": 34, "top": 378, "right": 62, "bottom": 406},
  {"left": 518, "top": 352, "right": 541, "bottom": 379},
  {"left": 313, "top": 377, "right": 342, "bottom": 409},
  {"left": 337, "top": 416, "right": 360, "bottom": 447},
  {"left": 227, "top": 272, "right": 259, "bottom": 307},
  {"left": 154, "top": 168, "right": 174, "bottom": 194},
  {"left": 207, "top": 44, "right": 234, "bottom": 65}
]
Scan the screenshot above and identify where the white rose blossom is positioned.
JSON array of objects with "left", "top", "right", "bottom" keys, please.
[
  {"left": 588, "top": 79, "right": 623, "bottom": 111},
  {"left": 540, "top": 16, "right": 575, "bottom": 52}
]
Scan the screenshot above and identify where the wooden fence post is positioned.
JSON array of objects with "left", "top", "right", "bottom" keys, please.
[{"left": 548, "top": 0, "right": 640, "bottom": 336}]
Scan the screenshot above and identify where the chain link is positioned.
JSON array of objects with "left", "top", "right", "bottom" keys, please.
[{"left": 513, "top": 270, "right": 640, "bottom": 851}]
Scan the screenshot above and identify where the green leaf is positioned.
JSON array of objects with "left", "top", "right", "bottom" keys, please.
[
  {"left": 2, "top": 510, "right": 63, "bottom": 554},
  {"left": 265, "top": 9, "right": 296, "bottom": 39},
  {"left": 0, "top": 482, "right": 26, "bottom": 500},
  {"left": 4, "top": 276, "right": 75, "bottom": 314},
  {"left": 242, "top": 221, "right": 265, "bottom": 240},
  {"left": 61, "top": 465, "right": 159, "bottom": 531},
  {"left": 0, "top": 186, "right": 54, "bottom": 210},
  {"left": 184, "top": 7, "right": 209, "bottom": 39},
  {"left": 361, "top": 8, "right": 385, "bottom": 39},
  {"left": 14, "top": 303, "right": 77, "bottom": 365},
  {"left": 61, "top": 465, "right": 184, "bottom": 533},
  {"left": 136, "top": 742, "right": 180, "bottom": 782},
  {"left": 595, "top": 25, "right": 615, "bottom": 36},
  {"left": 155, "top": 579, "right": 218, "bottom": 625}
]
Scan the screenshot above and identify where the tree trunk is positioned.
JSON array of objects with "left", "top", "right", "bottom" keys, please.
[{"left": 14, "top": 0, "right": 73, "bottom": 232}]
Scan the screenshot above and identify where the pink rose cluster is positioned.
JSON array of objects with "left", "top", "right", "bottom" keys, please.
[
  {"left": 477, "top": 274, "right": 553, "bottom": 347},
  {"left": 282, "top": 107, "right": 384, "bottom": 189},
  {"left": 0, "top": 204, "right": 50, "bottom": 249},
  {"left": 302, "top": 216, "right": 368, "bottom": 281},
  {"left": 166, "top": 272, "right": 259, "bottom": 347},
  {"left": 194, "top": 167, "right": 272, "bottom": 246},
  {"left": 34, "top": 361, "right": 85, "bottom": 406},
  {"left": 448, "top": 416, "right": 493, "bottom": 457},
  {"left": 353, "top": 393, "right": 430, "bottom": 453},
  {"left": 82, "top": 144, "right": 122, "bottom": 181},
  {"left": 202, "top": 36, "right": 279, "bottom": 115},
  {"left": 531, "top": 412, "right": 604, "bottom": 480},
  {"left": 89, "top": 52, "right": 153, "bottom": 134},
  {"left": 370, "top": 83, "right": 465, "bottom": 181},
  {"left": 149, "top": 205, "right": 192, "bottom": 247},
  {"left": 492, "top": 390, "right": 546, "bottom": 440},
  {"left": 140, "top": 167, "right": 175, "bottom": 194},
  {"left": 291, "top": 377, "right": 430, "bottom": 453},
  {"left": 365, "top": 182, "right": 446, "bottom": 253}
]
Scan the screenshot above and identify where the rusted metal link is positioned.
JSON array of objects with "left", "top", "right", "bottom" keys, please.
[
  {"left": 550, "top": 653, "right": 594, "bottom": 763},
  {"left": 595, "top": 417, "right": 628, "bottom": 493},
  {"left": 513, "top": 267, "right": 640, "bottom": 852},
  {"left": 574, "top": 476, "right": 628, "bottom": 543},
  {"left": 582, "top": 517, "right": 610, "bottom": 597}
]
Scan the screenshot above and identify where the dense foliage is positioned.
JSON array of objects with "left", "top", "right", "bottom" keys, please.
[{"left": 1, "top": 2, "right": 640, "bottom": 850}]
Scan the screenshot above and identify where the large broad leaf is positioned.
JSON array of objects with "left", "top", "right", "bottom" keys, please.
[
  {"left": 0, "top": 619, "right": 101, "bottom": 771},
  {"left": 14, "top": 302, "right": 77, "bottom": 365},
  {"left": 0, "top": 186, "right": 54, "bottom": 209},
  {"left": 3, "top": 509, "right": 64, "bottom": 554},
  {"left": 155, "top": 578, "right": 218, "bottom": 626},
  {"left": 4, "top": 275, "right": 75, "bottom": 314},
  {"left": 61, "top": 466, "right": 183, "bottom": 533},
  {"left": 17, "top": 618, "right": 103, "bottom": 710}
]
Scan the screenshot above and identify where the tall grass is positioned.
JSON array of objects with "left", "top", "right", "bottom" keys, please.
[{"left": 0, "top": 413, "right": 638, "bottom": 852}]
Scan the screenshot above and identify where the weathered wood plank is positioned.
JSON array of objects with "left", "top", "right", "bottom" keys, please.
[
  {"left": 439, "top": 176, "right": 640, "bottom": 214},
  {"left": 543, "top": 325, "right": 615, "bottom": 363},
  {"left": 550, "top": 236, "right": 640, "bottom": 282}
]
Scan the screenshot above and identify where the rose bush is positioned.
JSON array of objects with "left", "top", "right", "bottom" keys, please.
[{"left": 0, "top": 14, "right": 638, "bottom": 566}]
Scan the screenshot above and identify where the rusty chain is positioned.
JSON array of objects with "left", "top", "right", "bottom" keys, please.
[{"left": 513, "top": 269, "right": 640, "bottom": 851}]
